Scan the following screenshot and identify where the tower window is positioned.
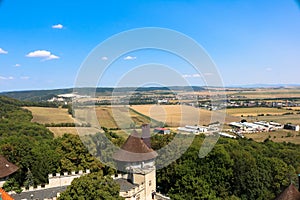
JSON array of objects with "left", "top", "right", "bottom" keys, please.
[{"left": 149, "top": 180, "right": 152, "bottom": 186}]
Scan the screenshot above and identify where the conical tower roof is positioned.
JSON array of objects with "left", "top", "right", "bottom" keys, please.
[
  {"left": 113, "top": 130, "right": 157, "bottom": 162},
  {"left": 0, "top": 155, "right": 19, "bottom": 179},
  {"left": 275, "top": 184, "right": 300, "bottom": 200}
]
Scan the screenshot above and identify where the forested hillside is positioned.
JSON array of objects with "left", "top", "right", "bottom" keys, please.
[
  {"left": 0, "top": 96, "right": 103, "bottom": 192},
  {"left": 153, "top": 134, "right": 300, "bottom": 200}
]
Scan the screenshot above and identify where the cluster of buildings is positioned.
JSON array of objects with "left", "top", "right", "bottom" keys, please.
[
  {"left": 226, "top": 100, "right": 300, "bottom": 108},
  {"left": 229, "top": 121, "right": 300, "bottom": 133},
  {"left": 177, "top": 124, "right": 239, "bottom": 139},
  {"left": 47, "top": 93, "right": 90, "bottom": 103},
  {"left": 177, "top": 124, "right": 219, "bottom": 135}
]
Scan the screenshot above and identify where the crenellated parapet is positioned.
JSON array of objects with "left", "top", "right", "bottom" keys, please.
[{"left": 21, "top": 169, "right": 91, "bottom": 192}]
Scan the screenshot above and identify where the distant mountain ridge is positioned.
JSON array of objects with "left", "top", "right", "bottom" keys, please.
[
  {"left": 2, "top": 84, "right": 300, "bottom": 101},
  {"left": 226, "top": 83, "right": 300, "bottom": 88},
  {"left": 0, "top": 86, "right": 206, "bottom": 101}
]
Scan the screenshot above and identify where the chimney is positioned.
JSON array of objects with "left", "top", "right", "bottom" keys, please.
[{"left": 142, "top": 124, "right": 151, "bottom": 148}]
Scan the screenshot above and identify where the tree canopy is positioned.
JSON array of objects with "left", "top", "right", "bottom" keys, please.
[
  {"left": 58, "top": 172, "right": 124, "bottom": 200},
  {"left": 155, "top": 134, "right": 300, "bottom": 200}
]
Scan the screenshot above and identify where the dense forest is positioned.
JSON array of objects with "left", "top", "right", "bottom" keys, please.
[
  {"left": 153, "top": 134, "right": 300, "bottom": 199},
  {"left": 1, "top": 95, "right": 300, "bottom": 199},
  {"left": 0, "top": 96, "right": 104, "bottom": 192}
]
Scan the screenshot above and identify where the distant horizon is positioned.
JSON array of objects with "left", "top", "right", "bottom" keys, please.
[
  {"left": 2, "top": 83, "right": 300, "bottom": 93},
  {"left": 1, "top": 1, "right": 300, "bottom": 92}
]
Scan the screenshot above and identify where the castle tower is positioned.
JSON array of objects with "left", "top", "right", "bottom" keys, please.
[{"left": 113, "top": 126, "right": 157, "bottom": 200}]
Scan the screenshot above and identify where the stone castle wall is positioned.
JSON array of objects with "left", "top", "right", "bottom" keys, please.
[{"left": 21, "top": 169, "right": 90, "bottom": 192}]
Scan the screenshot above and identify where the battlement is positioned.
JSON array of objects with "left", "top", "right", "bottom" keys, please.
[
  {"left": 48, "top": 169, "right": 90, "bottom": 178},
  {"left": 111, "top": 173, "right": 128, "bottom": 180},
  {"left": 21, "top": 169, "right": 91, "bottom": 192}
]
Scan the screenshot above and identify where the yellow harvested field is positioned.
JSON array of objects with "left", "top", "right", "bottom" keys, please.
[
  {"left": 226, "top": 107, "right": 289, "bottom": 117},
  {"left": 48, "top": 127, "right": 101, "bottom": 137},
  {"left": 252, "top": 114, "right": 300, "bottom": 125},
  {"left": 285, "top": 107, "right": 300, "bottom": 110},
  {"left": 24, "top": 107, "right": 74, "bottom": 124},
  {"left": 96, "top": 107, "right": 118, "bottom": 128},
  {"left": 131, "top": 105, "right": 239, "bottom": 126},
  {"left": 75, "top": 106, "right": 155, "bottom": 129},
  {"left": 232, "top": 89, "right": 300, "bottom": 99}
]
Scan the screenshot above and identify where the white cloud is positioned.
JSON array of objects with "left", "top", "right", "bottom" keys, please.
[
  {"left": 101, "top": 56, "right": 108, "bottom": 61},
  {"left": 0, "top": 76, "right": 14, "bottom": 80},
  {"left": 124, "top": 56, "right": 136, "bottom": 60},
  {"left": 46, "top": 54, "right": 60, "bottom": 60},
  {"left": 52, "top": 24, "right": 63, "bottom": 29},
  {"left": 26, "top": 50, "right": 60, "bottom": 61},
  {"left": 20, "top": 76, "right": 30, "bottom": 80},
  {"left": 14, "top": 64, "right": 21, "bottom": 67},
  {"left": 0, "top": 48, "right": 8, "bottom": 54}
]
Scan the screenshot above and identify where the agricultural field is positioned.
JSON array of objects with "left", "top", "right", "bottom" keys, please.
[
  {"left": 75, "top": 106, "right": 161, "bottom": 129},
  {"left": 131, "top": 105, "right": 239, "bottom": 127},
  {"left": 226, "top": 107, "right": 289, "bottom": 117},
  {"left": 226, "top": 107, "right": 300, "bottom": 125},
  {"left": 230, "top": 88, "right": 300, "bottom": 99},
  {"left": 244, "top": 130, "right": 300, "bottom": 144},
  {"left": 24, "top": 107, "right": 74, "bottom": 124},
  {"left": 48, "top": 127, "right": 100, "bottom": 137},
  {"left": 254, "top": 114, "right": 300, "bottom": 125}
]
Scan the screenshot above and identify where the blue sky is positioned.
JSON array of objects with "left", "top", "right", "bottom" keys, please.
[{"left": 0, "top": 0, "right": 300, "bottom": 91}]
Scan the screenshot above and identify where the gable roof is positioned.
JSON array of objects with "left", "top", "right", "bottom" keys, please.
[
  {"left": 0, "top": 156, "right": 19, "bottom": 179},
  {"left": 11, "top": 186, "right": 67, "bottom": 200},
  {"left": 275, "top": 184, "right": 300, "bottom": 200},
  {"left": 0, "top": 188, "right": 14, "bottom": 200},
  {"left": 113, "top": 130, "right": 158, "bottom": 162}
]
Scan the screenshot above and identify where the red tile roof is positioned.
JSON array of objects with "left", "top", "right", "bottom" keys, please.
[
  {"left": 154, "top": 128, "right": 169, "bottom": 131},
  {"left": 0, "top": 188, "right": 14, "bottom": 200},
  {"left": 113, "top": 130, "right": 158, "bottom": 162},
  {"left": 275, "top": 184, "right": 300, "bottom": 200},
  {"left": 0, "top": 156, "right": 19, "bottom": 179}
]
